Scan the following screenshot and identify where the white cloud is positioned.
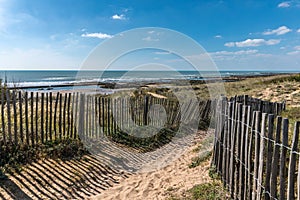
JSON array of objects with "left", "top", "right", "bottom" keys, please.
[
  {"left": 294, "top": 46, "right": 300, "bottom": 50},
  {"left": 285, "top": 46, "right": 300, "bottom": 55},
  {"left": 263, "top": 26, "right": 292, "bottom": 35},
  {"left": 277, "top": 1, "right": 300, "bottom": 8},
  {"left": 81, "top": 32, "right": 113, "bottom": 39},
  {"left": 224, "top": 42, "right": 235, "bottom": 47},
  {"left": 111, "top": 14, "right": 125, "bottom": 20},
  {"left": 214, "top": 35, "right": 222, "bottom": 39},
  {"left": 211, "top": 49, "right": 258, "bottom": 56},
  {"left": 225, "top": 39, "right": 280, "bottom": 47},
  {"left": 278, "top": 1, "right": 291, "bottom": 8},
  {"left": 297, "top": 29, "right": 300, "bottom": 33},
  {"left": 287, "top": 51, "right": 300, "bottom": 55},
  {"left": 142, "top": 36, "right": 159, "bottom": 42}
]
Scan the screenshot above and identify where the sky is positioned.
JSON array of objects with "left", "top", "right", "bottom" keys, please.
[{"left": 0, "top": 0, "right": 300, "bottom": 71}]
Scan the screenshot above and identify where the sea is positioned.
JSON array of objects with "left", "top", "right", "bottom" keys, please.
[{"left": 0, "top": 70, "right": 297, "bottom": 91}]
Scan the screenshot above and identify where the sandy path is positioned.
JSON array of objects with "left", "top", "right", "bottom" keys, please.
[
  {"left": 91, "top": 131, "right": 213, "bottom": 200},
  {"left": 0, "top": 131, "right": 212, "bottom": 199}
]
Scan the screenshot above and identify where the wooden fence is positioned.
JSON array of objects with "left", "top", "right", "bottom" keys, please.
[
  {"left": 211, "top": 95, "right": 300, "bottom": 199},
  {"left": 0, "top": 90, "right": 212, "bottom": 148}
]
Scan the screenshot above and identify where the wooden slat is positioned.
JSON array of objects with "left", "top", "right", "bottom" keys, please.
[
  {"left": 45, "top": 92, "right": 48, "bottom": 141},
  {"left": 212, "top": 99, "right": 220, "bottom": 169},
  {"left": 78, "top": 94, "right": 85, "bottom": 140},
  {"left": 6, "top": 90, "right": 12, "bottom": 143},
  {"left": 253, "top": 111, "right": 261, "bottom": 197},
  {"left": 70, "top": 93, "right": 74, "bottom": 138},
  {"left": 59, "top": 93, "right": 62, "bottom": 139},
  {"left": 229, "top": 101, "right": 237, "bottom": 198},
  {"left": 12, "top": 91, "right": 18, "bottom": 145},
  {"left": 245, "top": 106, "right": 252, "bottom": 199},
  {"left": 19, "top": 91, "right": 23, "bottom": 144},
  {"left": 248, "top": 108, "right": 256, "bottom": 200},
  {"left": 287, "top": 121, "right": 299, "bottom": 200},
  {"left": 102, "top": 97, "right": 105, "bottom": 133},
  {"left": 222, "top": 100, "right": 228, "bottom": 186},
  {"left": 49, "top": 92, "right": 53, "bottom": 141},
  {"left": 234, "top": 103, "right": 242, "bottom": 199},
  {"left": 54, "top": 92, "right": 59, "bottom": 139},
  {"left": 265, "top": 114, "right": 275, "bottom": 200},
  {"left": 270, "top": 116, "right": 282, "bottom": 199},
  {"left": 106, "top": 98, "right": 111, "bottom": 136},
  {"left": 63, "top": 93, "right": 67, "bottom": 138},
  {"left": 239, "top": 105, "right": 248, "bottom": 200},
  {"left": 85, "top": 95, "right": 89, "bottom": 138},
  {"left": 256, "top": 113, "right": 267, "bottom": 199},
  {"left": 225, "top": 102, "right": 233, "bottom": 189},
  {"left": 30, "top": 92, "right": 34, "bottom": 145},
  {"left": 218, "top": 99, "right": 226, "bottom": 174},
  {"left": 24, "top": 92, "right": 29, "bottom": 145},
  {"left": 74, "top": 92, "right": 79, "bottom": 138},
  {"left": 67, "top": 93, "right": 71, "bottom": 138},
  {"left": 41, "top": 93, "right": 44, "bottom": 143},
  {"left": 280, "top": 118, "right": 289, "bottom": 199},
  {"left": 35, "top": 92, "right": 38, "bottom": 143},
  {"left": 94, "top": 96, "right": 98, "bottom": 137},
  {"left": 1, "top": 91, "right": 6, "bottom": 145}
]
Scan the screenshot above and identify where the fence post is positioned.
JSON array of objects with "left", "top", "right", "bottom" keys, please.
[
  {"left": 18, "top": 91, "right": 23, "bottom": 144},
  {"left": 253, "top": 111, "right": 261, "bottom": 198},
  {"left": 257, "top": 113, "right": 268, "bottom": 199},
  {"left": 6, "top": 90, "right": 12, "bottom": 144},
  {"left": 54, "top": 92, "right": 59, "bottom": 139},
  {"left": 45, "top": 92, "right": 48, "bottom": 142},
  {"left": 280, "top": 118, "right": 289, "bottom": 200},
  {"left": 78, "top": 93, "right": 85, "bottom": 140},
  {"left": 24, "top": 92, "right": 29, "bottom": 145},
  {"left": 225, "top": 102, "right": 233, "bottom": 189},
  {"left": 59, "top": 93, "right": 62, "bottom": 139},
  {"left": 247, "top": 111, "right": 256, "bottom": 199},
  {"left": 234, "top": 103, "right": 242, "bottom": 199},
  {"left": 63, "top": 93, "right": 67, "bottom": 138},
  {"left": 30, "top": 92, "right": 34, "bottom": 145},
  {"left": 212, "top": 98, "right": 221, "bottom": 169},
  {"left": 217, "top": 97, "right": 226, "bottom": 175},
  {"left": 270, "top": 116, "right": 282, "bottom": 199},
  {"left": 265, "top": 114, "right": 275, "bottom": 200},
  {"left": 287, "top": 121, "right": 299, "bottom": 200},
  {"left": 1, "top": 91, "right": 6, "bottom": 145},
  {"left": 239, "top": 105, "right": 248, "bottom": 199},
  {"left": 41, "top": 93, "right": 44, "bottom": 143},
  {"left": 229, "top": 101, "right": 237, "bottom": 198},
  {"left": 49, "top": 92, "right": 53, "bottom": 141},
  {"left": 12, "top": 91, "right": 18, "bottom": 145},
  {"left": 221, "top": 98, "right": 228, "bottom": 186}
]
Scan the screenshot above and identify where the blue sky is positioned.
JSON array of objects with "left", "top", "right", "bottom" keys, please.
[{"left": 0, "top": 0, "right": 300, "bottom": 71}]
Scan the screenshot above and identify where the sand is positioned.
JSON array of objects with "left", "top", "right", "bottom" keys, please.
[
  {"left": 0, "top": 131, "right": 213, "bottom": 199},
  {"left": 90, "top": 131, "right": 213, "bottom": 200}
]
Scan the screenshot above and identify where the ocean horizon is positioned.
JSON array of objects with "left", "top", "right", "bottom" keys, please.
[{"left": 0, "top": 70, "right": 298, "bottom": 91}]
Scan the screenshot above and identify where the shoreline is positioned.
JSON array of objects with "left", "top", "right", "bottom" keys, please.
[{"left": 6, "top": 72, "right": 298, "bottom": 91}]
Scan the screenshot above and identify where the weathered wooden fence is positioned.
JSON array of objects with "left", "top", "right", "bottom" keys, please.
[
  {"left": 0, "top": 90, "right": 213, "bottom": 148},
  {"left": 211, "top": 95, "right": 300, "bottom": 199}
]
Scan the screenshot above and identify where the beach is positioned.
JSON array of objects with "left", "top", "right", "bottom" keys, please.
[{"left": 0, "top": 72, "right": 300, "bottom": 199}]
